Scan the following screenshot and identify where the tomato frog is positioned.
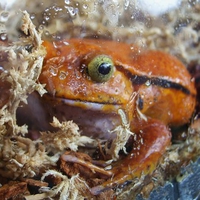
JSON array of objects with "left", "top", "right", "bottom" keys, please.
[{"left": 39, "top": 38, "right": 196, "bottom": 195}]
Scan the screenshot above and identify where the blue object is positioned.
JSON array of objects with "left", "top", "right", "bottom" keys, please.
[{"left": 136, "top": 158, "right": 200, "bottom": 200}]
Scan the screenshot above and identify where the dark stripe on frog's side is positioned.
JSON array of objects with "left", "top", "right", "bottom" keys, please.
[
  {"left": 116, "top": 65, "right": 191, "bottom": 95},
  {"left": 132, "top": 76, "right": 191, "bottom": 95}
]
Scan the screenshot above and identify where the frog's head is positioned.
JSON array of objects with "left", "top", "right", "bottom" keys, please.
[
  {"left": 39, "top": 39, "right": 135, "bottom": 113},
  {"left": 38, "top": 39, "right": 138, "bottom": 138}
]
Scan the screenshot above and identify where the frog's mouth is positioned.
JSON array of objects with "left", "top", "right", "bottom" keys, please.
[
  {"left": 50, "top": 97, "right": 122, "bottom": 140},
  {"left": 17, "top": 93, "right": 122, "bottom": 140},
  {"left": 60, "top": 98, "right": 122, "bottom": 111}
]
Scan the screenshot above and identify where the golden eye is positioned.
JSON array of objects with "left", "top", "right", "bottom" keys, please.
[{"left": 87, "top": 55, "right": 114, "bottom": 83}]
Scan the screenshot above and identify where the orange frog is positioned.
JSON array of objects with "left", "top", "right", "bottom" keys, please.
[{"left": 39, "top": 38, "right": 196, "bottom": 195}]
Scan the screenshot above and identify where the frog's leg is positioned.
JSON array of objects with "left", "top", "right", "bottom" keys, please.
[{"left": 90, "top": 119, "right": 171, "bottom": 195}]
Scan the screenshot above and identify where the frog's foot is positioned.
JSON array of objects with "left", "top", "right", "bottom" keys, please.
[{"left": 90, "top": 119, "right": 171, "bottom": 195}]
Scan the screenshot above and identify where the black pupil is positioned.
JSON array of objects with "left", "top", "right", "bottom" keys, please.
[{"left": 98, "top": 62, "right": 111, "bottom": 75}]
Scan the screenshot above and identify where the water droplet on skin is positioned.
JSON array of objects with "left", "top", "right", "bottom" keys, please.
[
  {"left": 140, "top": 138, "right": 144, "bottom": 145},
  {"left": 52, "top": 41, "right": 58, "bottom": 49},
  {"left": 59, "top": 71, "right": 67, "bottom": 80},
  {"left": 75, "top": 71, "right": 82, "bottom": 79},
  {"left": 49, "top": 66, "right": 58, "bottom": 76},
  {"left": 145, "top": 80, "right": 151, "bottom": 86},
  {"left": 134, "top": 134, "right": 137, "bottom": 141},
  {"left": 0, "top": 33, "right": 7, "bottom": 41},
  {"left": 63, "top": 41, "right": 69, "bottom": 46}
]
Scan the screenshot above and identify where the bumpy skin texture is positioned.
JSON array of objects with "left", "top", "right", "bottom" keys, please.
[{"left": 39, "top": 38, "right": 196, "bottom": 195}]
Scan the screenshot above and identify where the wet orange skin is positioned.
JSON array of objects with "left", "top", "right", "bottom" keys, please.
[{"left": 39, "top": 38, "right": 196, "bottom": 195}]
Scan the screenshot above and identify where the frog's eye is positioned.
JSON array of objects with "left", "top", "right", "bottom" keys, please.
[{"left": 87, "top": 55, "right": 114, "bottom": 83}]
